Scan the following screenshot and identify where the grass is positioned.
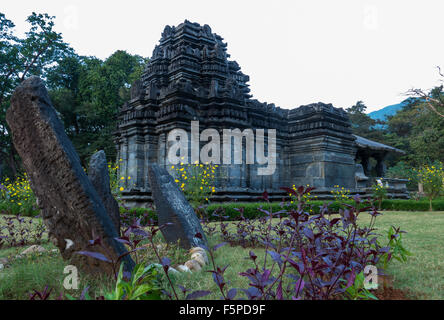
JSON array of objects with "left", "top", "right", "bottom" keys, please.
[
  {"left": 1, "top": 211, "right": 443, "bottom": 299},
  {"left": 358, "top": 211, "right": 444, "bottom": 299},
  {"left": 0, "top": 243, "right": 116, "bottom": 300}
]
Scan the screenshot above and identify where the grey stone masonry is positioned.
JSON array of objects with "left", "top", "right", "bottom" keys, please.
[{"left": 115, "top": 20, "right": 407, "bottom": 205}]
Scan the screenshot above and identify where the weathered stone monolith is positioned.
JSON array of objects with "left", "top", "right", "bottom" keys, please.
[
  {"left": 147, "top": 164, "right": 207, "bottom": 249},
  {"left": 6, "top": 76, "right": 134, "bottom": 275},
  {"left": 88, "top": 150, "right": 121, "bottom": 234}
]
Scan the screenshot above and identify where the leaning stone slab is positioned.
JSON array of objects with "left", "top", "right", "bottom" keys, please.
[
  {"left": 88, "top": 150, "right": 121, "bottom": 234},
  {"left": 6, "top": 76, "right": 134, "bottom": 275},
  {"left": 147, "top": 164, "right": 207, "bottom": 249}
]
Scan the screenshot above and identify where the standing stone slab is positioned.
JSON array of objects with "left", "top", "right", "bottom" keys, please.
[
  {"left": 6, "top": 77, "right": 134, "bottom": 275},
  {"left": 88, "top": 150, "right": 120, "bottom": 234},
  {"left": 147, "top": 164, "right": 207, "bottom": 249}
]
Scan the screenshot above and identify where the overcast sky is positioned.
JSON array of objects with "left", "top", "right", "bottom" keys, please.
[{"left": 3, "top": 0, "right": 444, "bottom": 112}]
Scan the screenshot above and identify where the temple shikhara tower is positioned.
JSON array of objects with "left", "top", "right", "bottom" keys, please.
[{"left": 115, "top": 20, "right": 407, "bottom": 206}]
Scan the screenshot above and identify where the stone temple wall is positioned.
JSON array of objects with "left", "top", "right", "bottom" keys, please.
[{"left": 114, "top": 20, "right": 404, "bottom": 206}]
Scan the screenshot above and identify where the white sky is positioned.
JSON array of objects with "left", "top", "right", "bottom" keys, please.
[{"left": 3, "top": 0, "right": 444, "bottom": 112}]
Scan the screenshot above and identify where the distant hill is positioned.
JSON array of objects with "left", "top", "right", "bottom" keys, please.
[{"left": 368, "top": 97, "right": 419, "bottom": 122}]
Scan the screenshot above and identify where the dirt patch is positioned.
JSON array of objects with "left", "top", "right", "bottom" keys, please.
[{"left": 373, "top": 274, "right": 413, "bottom": 300}]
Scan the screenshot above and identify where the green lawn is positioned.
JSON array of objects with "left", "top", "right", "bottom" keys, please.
[
  {"left": 358, "top": 211, "right": 444, "bottom": 299},
  {"left": 0, "top": 211, "right": 443, "bottom": 299}
]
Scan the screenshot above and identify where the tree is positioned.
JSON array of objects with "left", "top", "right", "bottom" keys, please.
[
  {"left": 46, "top": 51, "right": 147, "bottom": 166},
  {"left": 406, "top": 66, "right": 444, "bottom": 119},
  {"left": 0, "top": 12, "right": 72, "bottom": 177},
  {"left": 0, "top": 12, "right": 147, "bottom": 175},
  {"left": 386, "top": 99, "right": 444, "bottom": 167},
  {"left": 346, "top": 101, "right": 385, "bottom": 142}
]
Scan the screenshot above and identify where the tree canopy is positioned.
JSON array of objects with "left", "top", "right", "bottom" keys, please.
[{"left": 0, "top": 12, "right": 147, "bottom": 177}]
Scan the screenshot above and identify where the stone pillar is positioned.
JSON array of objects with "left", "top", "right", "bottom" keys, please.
[
  {"left": 119, "top": 136, "right": 129, "bottom": 189},
  {"left": 127, "top": 136, "right": 138, "bottom": 190},
  {"left": 144, "top": 134, "right": 158, "bottom": 190},
  {"left": 375, "top": 153, "right": 387, "bottom": 177},
  {"left": 361, "top": 155, "right": 371, "bottom": 177},
  {"left": 158, "top": 133, "right": 167, "bottom": 167},
  {"left": 135, "top": 135, "right": 146, "bottom": 189}
]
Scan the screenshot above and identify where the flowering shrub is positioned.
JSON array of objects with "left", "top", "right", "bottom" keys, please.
[
  {"left": 371, "top": 179, "right": 388, "bottom": 210},
  {"left": 108, "top": 160, "right": 121, "bottom": 197},
  {"left": 288, "top": 185, "right": 316, "bottom": 212},
  {"left": 0, "top": 174, "right": 39, "bottom": 216},
  {"left": 108, "top": 159, "right": 132, "bottom": 204},
  {"left": 170, "top": 161, "right": 217, "bottom": 208},
  {"left": 415, "top": 163, "right": 444, "bottom": 211},
  {"left": 331, "top": 185, "right": 352, "bottom": 209},
  {"left": 331, "top": 185, "right": 352, "bottom": 201}
]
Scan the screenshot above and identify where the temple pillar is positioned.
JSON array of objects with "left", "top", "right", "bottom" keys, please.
[
  {"left": 375, "top": 153, "right": 387, "bottom": 177},
  {"left": 360, "top": 154, "right": 371, "bottom": 177}
]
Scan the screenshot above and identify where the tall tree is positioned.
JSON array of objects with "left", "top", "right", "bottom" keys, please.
[
  {"left": 0, "top": 12, "right": 72, "bottom": 176},
  {"left": 47, "top": 51, "right": 147, "bottom": 166},
  {"left": 346, "top": 100, "right": 385, "bottom": 142}
]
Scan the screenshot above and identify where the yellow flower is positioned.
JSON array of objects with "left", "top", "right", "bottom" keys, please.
[{"left": 120, "top": 187, "right": 124, "bottom": 191}]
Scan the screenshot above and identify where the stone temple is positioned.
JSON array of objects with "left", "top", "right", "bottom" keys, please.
[{"left": 115, "top": 20, "right": 407, "bottom": 206}]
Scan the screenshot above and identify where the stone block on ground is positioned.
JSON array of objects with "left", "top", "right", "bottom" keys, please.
[
  {"left": 21, "top": 245, "right": 46, "bottom": 255},
  {"left": 147, "top": 164, "right": 207, "bottom": 249},
  {"left": 88, "top": 150, "right": 121, "bottom": 233}
]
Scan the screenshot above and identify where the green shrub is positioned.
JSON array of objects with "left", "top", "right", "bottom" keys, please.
[
  {"left": 415, "top": 163, "right": 444, "bottom": 211},
  {"left": 386, "top": 161, "right": 418, "bottom": 190},
  {"left": 118, "top": 198, "right": 444, "bottom": 225},
  {"left": 119, "top": 207, "right": 157, "bottom": 225},
  {"left": 380, "top": 199, "right": 444, "bottom": 211},
  {"left": 204, "top": 199, "right": 444, "bottom": 219}
]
